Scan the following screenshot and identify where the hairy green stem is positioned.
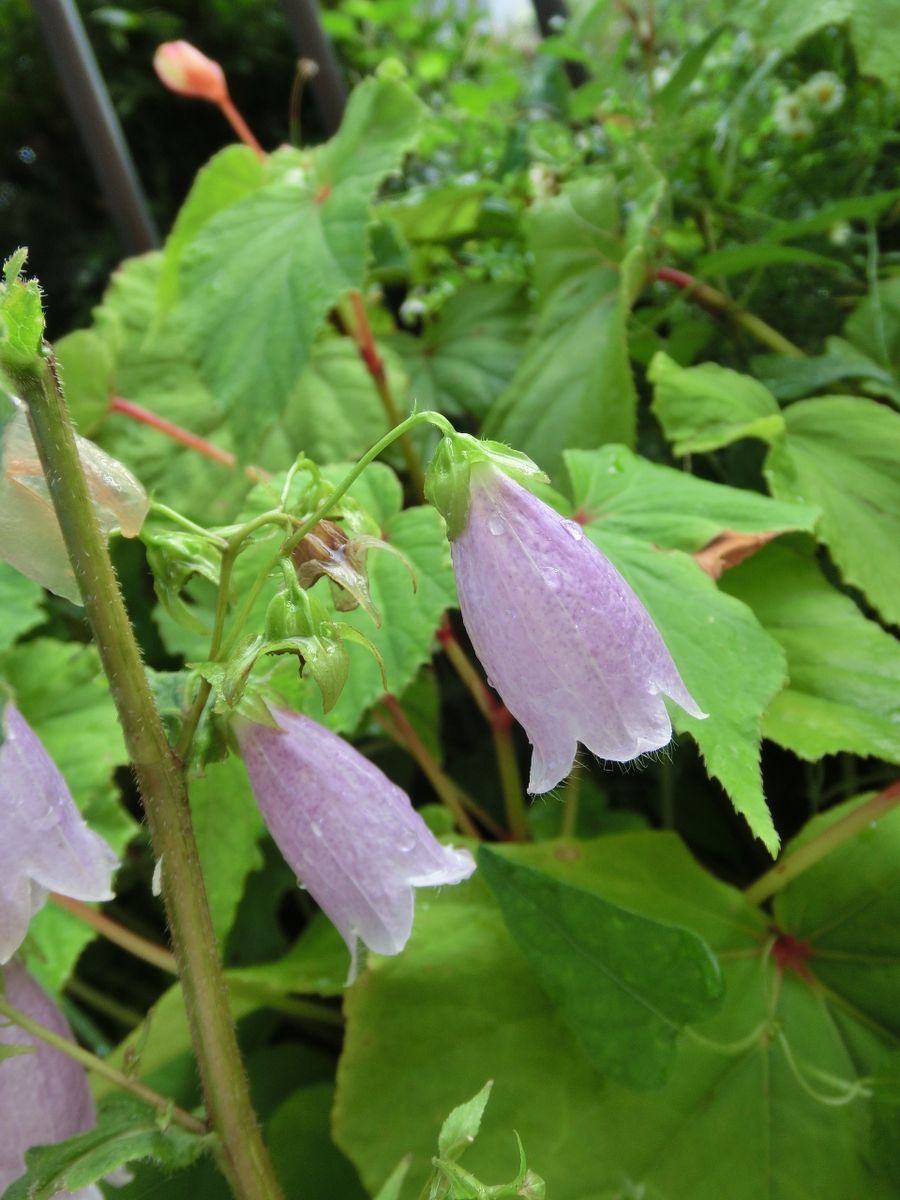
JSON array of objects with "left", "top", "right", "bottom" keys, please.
[
  {"left": 745, "top": 781, "right": 900, "bottom": 906},
  {"left": 22, "top": 353, "right": 284, "bottom": 1200},
  {"left": 0, "top": 994, "right": 208, "bottom": 1136}
]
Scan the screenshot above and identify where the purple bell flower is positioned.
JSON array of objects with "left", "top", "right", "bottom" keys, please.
[
  {"left": 0, "top": 702, "right": 118, "bottom": 963},
  {"left": 0, "top": 960, "right": 100, "bottom": 1198},
  {"left": 236, "top": 708, "right": 475, "bottom": 980},
  {"left": 451, "top": 462, "right": 706, "bottom": 793}
]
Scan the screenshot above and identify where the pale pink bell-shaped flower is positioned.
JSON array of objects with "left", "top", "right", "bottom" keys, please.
[
  {"left": 0, "top": 702, "right": 118, "bottom": 964},
  {"left": 0, "top": 960, "right": 101, "bottom": 1199},
  {"left": 236, "top": 708, "right": 475, "bottom": 980},
  {"left": 451, "top": 462, "right": 706, "bottom": 793},
  {"left": 153, "top": 41, "right": 228, "bottom": 104}
]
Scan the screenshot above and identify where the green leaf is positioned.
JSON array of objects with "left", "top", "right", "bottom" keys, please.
[
  {"left": 695, "top": 243, "right": 847, "bottom": 278},
  {"left": 2, "top": 1096, "right": 208, "bottom": 1200},
  {"left": 478, "top": 848, "right": 723, "bottom": 1088},
  {"left": 0, "top": 248, "right": 44, "bottom": 371},
  {"left": 736, "top": 0, "right": 900, "bottom": 89},
  {"left": 388, "top": 284, "right": 530, "bottom": 419},
  {"left": 227, "top": 913, "right": 348, "bottom": 999},
  {"left": 764, "top": 396, "right": 900, "bottom": 625},
  {"left": 189, "top": 755, "right": 265, "bottom": 943},
  {"left": 649, "top": 352, "right": 785, "bottom": 454},
  {"left": 256, "top": 338, "right": 399, "bottom": 467},
  {"left": 485, "top": 176, "right": 649, "bottom": 480},
  {"left": 177, "top": 77, "right": 424, "bottom": 457},
  {"left": 336, "top": 832, "right": 889, "bottom": 1199},
  {"left": 438, "top": 1081, "right": 494, "bottom": 1162},
  {"left": 53, "top": 328, "right": 113, "bottom": 435},
  {"left": 0, "top": 562, "right": 45, "bottom": 652},
  {"left": 373, "top": 1157, "right": 412, "bottom": 1200},
  {"left": 844, "top": 275, "right": 900, "bottom": 373},
  {"left": 654, "top": 25, "right": 727, "bottom": 114},
  {"left": 752, "top": 340, "right": 900, "bottom": 404},
  {"left": 266, "top": 1084, "right": 368, "bottom": 1200},
  {"left": 159, "top": 144, "right": 266, "bottom": 311},
  {"left": 562, "top": 443, "right": 817, "bottom": 554},
  {"left": 378, "top": 184, "right": 490, "bottom": 243},
  {"left": 775, "top": 793, "right": 900, "bottom": 1039},
  {"left": 722, "top": 543, "right": 900, "bottom": 763}
]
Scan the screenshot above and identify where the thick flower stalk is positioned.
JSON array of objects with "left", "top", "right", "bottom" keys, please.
[
  {"left": 428, "top": 438, "right": 705, "bottom": 793},
  {"left": 0, "top": 701, "right": 117, "bottom": 963},
  {"left": 0, "top": 960, "right": 100, "bottom": 1198},
  {"left": 236, "top": 708, "right": 475, "bottom": 979},
  {"left": 0, "top": 406, "right": 148, "bottom": 602}
]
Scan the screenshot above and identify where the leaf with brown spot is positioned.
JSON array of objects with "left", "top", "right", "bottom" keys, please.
[{"left": 693, "top": 529, "right": 779, "bottom": 579}]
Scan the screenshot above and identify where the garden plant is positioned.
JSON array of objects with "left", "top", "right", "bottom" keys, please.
[{"left": 1, "top": 2, "right": 900, "bottom": 1198}]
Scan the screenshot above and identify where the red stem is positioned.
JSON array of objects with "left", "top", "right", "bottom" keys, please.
[
  {"left": 219, "top": 95, "right": 266, "bottom": 160},
  {"left": 109, "top": 396, "right": 268, "bottom": 481}
]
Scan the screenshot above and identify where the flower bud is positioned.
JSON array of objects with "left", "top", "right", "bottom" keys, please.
[
  {"left": 153, "top": 41, "right": 228, "bottom": 105},
  {"left": 0, "top": 701, "right": 117, "bottom": 963},
  {"left": 236, "top": 707, "right": 475, "bottom": 981},
  {"left": 0, "top": 961, "right": 100, "bottom": 1198}
]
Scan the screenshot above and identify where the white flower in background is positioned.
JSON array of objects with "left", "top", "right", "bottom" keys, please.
[
  {"left": 802, "top": 71, "right": 845, "bottom": 114},
  {"left": 772, "top": 92, "right": 813, "bottom": 140},
  {"left": 829, "top": 221, "right": 853, "bottom": 247}
]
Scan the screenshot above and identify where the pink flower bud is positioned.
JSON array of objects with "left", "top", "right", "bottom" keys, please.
[
  {"left": 236, "top": 709, "right": 475, "bottom": 981},
  {"left": 0, "top": 702, "right": 118, "bottom": 964},
  {"left": 451, "top": 463, "right": 706, "bottom": 793},
  {"left": 153, "top": 41, "right": 228, "bottom": 105},
  {"left": 0, "top": 961, "right": 100, "bottom": 1198}
]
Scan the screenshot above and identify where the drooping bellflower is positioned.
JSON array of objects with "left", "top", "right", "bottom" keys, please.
[
  {"left": 427, "top": 435, "right": 706, "bottom": 794},
  {"left": 0, "top": 960, "right": 101, "bottom": 1198},
  {"left": 0, "top": 701, "right": 118, "bottom": 963},
  {"left": 236, "top": 708, "right": 475, "bottom": 980}
]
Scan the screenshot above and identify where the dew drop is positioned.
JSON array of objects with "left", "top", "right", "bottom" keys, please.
[
  {"left": 310, "top": 821, "right": 323, "bottom": 838},
  {"left": 397, "top": 830, "right": 417, "bottom": 853},
  {"left": 563, "top": 520, "right": 583, "bottom": 542},
  {"left": 546, "top": 568, "right": 562, "bottom": 592},
  {"left": 488, "top": 516, "right": 504, "bottom": 536}
]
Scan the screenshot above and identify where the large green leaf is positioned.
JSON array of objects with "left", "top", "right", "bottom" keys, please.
[
  {"left": 189, "top": 756, "right": 265, "bottom": 944},
  {"left": 735, "top": 0, "right": 900, "bottom": 88},
  {"left": 2, "top": 1096, "right": 207, "bottom": 1200},
  {"left": 844, "top": 277, "right": 900, "bottom": 374},
  {"left": 563, "top": 443, "right": 817, "bottom": 551},
  {"left": 0, "top": 562, "right": 44, "bottom": 652},
  {"left": 478, "top": 847, "right": 723, "bottom": 1088},
  {"left": 388, "top": 283, "right": 530, "bottom": 419},
  {"left": 775, "top": 794, "right": 900, "bottom": 1039},
  {"left": 485, "top": 176, "right": 649, "bottom": 480},
  {"left": 266, "top": 1084, "right": 368, "bottom": 1200},
  {"left": 335, "top": 831, "right": 890, "bottom": 1199},
  {"left": 176, "top": 76, "right": 424, "bottom": 456},
  {"left": 53, "top": 327, "right": 113, "bottom": 436},
  {"left": 649, "top": 352, "right": 785, "bottom": 454},
  {"left": 722, "top": 543, "right": 900, "bottom": 763},
  {"left": 764, "top": 396, "right": 900, "bottom": 626}
]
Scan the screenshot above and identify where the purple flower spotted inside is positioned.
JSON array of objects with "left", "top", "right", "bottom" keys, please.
[
  {"left": 236, "top": 708, "right": 475, "bottom": 981},
  {"left": 451, "top": 461, "right": 706, "bottom": 794},
  {"left": 0, "top": 960, "right": 101, "bottom": 1198},
  {"left": 0, "top": 702, "right": 118, "bottom": 964}
]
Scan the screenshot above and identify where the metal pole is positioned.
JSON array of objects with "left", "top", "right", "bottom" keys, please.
[
  {"left": 32, "top": 0, "right": 159, "bottom": 253},
  {"left": 280, "top": 0, "right": 347, "bottom": 136}
]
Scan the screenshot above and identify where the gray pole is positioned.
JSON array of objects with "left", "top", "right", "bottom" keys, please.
[
  {"left": 280, "top": 0, "right": 347, "bottom": 136},
  {"left": 32, "top": 0, "right": 159, "bottom": 253}
]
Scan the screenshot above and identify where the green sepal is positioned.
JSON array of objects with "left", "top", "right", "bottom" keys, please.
[
  {"left": 144, "top": 529, "right": 222, "bottom": 633},
  {"left": 424, "top": 432, "right": 547, "bottom": 540}
]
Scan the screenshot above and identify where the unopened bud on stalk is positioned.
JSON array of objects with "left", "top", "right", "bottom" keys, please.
[{"left": 153, "top": 40, "right": 229, "bottom": 105}]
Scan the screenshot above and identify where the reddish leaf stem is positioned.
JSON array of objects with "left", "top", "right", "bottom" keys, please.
[
  {"left": 219, "top": 95, "right": 266, "bottom": 160},
  {"left": 652, "top": 266, "right": 804, "bottom": 357}
]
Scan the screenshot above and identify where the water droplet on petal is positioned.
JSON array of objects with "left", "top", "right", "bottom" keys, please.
[
  {"left": 563, "top": 520, "right": 583, "bottom": 541},
  {"left": 546, "top": 568, "right": 562, "bottom": 592},
  {"left": 310, "top": 821, "right": 323, "bottom": 838},
  {"left": 488, "top": 516, "right": 504, "bottom": 536},
  {"left": 397, "top": 830, "right": 417, "bottom": 853}
]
